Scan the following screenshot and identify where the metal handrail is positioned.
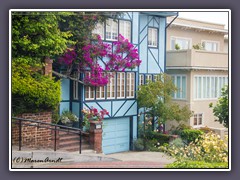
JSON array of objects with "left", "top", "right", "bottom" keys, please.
[{"left": 11, "top": 117, "right": 82, "bottom": 154}]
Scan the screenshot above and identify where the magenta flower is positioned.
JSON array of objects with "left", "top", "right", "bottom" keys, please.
[{"left": 59, "top": 34, "right": 141, "bottom": 86}]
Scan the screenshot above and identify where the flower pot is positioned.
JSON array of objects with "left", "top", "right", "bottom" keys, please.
[
  {"left": 89, "top": 117, "right": 99, "bottom": 121},
  {"left": 65, "top": 122, "right": 74, "bottom": 127}
]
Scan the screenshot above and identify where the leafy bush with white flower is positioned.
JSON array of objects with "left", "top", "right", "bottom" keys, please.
[
  {"left": 161, "top": 131, "right": 228, "bottom": 163},
  {"left": 59, "top": 110, "right": 78, "bottom": 125}
]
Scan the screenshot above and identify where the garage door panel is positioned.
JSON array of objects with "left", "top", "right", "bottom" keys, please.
[
  {"left": 102, "top": 117, "right": 130, "bottom": 154},
  {"left": 115, "top": 130, "right": 128, "bottom": 137},
  {"left": 103, "top": 131, "right": 116, "bottom": 139},
  {"left": 115, "top": 137, "right": 129, "bottom": 144},
  {"left": 116, "top": 124, "right": 129, "bottom": 131},
  {"left": 102, "top": 146, "right": 116, "bottom": 154},
  {"left": 114, "top": 143, "right": 129, "bottom": 151},
  {"left": 102, "top": 139, "right": 117, "bottom": 146},
  {"left": 104, "top": 120, "right": 116, "bottom": 125},
  {"left": 116, "top": 119, "right": 129, "bottom": 125},
  {"left": 103, "top": 125, "right": 116, "bottom": 132}
]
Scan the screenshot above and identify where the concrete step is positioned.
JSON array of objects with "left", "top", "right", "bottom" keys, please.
[
  {"left": 58, "top": 136, "right": 89, "bottom": 143},
  {"left": 54, "top": 130, "right": 91, "bottom": 152},
  {"left": 59, "top": 144, "right": 91, "bottom": 152}
]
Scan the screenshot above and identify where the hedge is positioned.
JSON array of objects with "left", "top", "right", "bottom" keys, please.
[
  {"left": 166, "top": 160, "right": 228, "bottom": 169},
  {"left": 12, "top": 60, "right": 61, "bottom": 115},
  {"left": 180, "top": 129, "right": 203, "bottom": 144}
]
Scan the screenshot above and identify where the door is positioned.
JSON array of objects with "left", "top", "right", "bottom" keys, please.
[{"left": 102, "top": 117, "right": 130, "bottom": 154}]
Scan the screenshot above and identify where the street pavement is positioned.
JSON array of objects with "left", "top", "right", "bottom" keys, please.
[{"left": 11, "top": 147, "right": 175, "bottom": 169}]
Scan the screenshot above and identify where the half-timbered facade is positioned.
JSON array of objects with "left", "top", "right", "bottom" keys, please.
[{"left": 59, "top": 11, "right": 178, "bottom": 154}]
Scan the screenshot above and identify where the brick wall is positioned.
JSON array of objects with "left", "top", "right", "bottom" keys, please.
[
  {"left": 89, "top": 121, "right": 102, "bottom": 153},
  {"left": 12, "top": 112, "right": 53, "bottom": 149}
]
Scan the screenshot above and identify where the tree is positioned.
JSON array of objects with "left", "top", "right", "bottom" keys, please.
[
  {"left": 137, "top": 73, "right": 192, "bottom": 131},
  {"left": 209, "top": 85, "right": 229, "bottom": 128},
  {"left": 11, "top": 11, "right": 141, "bottom": 115},
  {"left": 12, "top": 12, "right": 75, "bottom": 65}
]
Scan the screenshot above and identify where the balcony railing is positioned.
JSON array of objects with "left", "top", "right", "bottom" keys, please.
[{"left": 166, "top": 49, "right": 228, "bottom": 70}]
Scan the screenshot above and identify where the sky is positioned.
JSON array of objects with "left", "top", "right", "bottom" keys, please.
[{"left": 178, "top": 11, "right": 229, "bottom": 30}]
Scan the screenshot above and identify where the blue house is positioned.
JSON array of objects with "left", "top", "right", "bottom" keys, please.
[{"left": 59, "top": 11, "right": 178, "bottom": 154}]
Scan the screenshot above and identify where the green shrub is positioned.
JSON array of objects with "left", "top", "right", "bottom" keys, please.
[
  {"left": 82, "top": 116, "right": 90, "bottom": 132},
  {"left": 170, "top": 123, "right": 192, "bottom": 135},
  {"left": 12, "top": 60, "right": 61, "bottom": 115},
  {"left": 180, "top": 129, "right": 203, "bottom": 144},
  {"left": 145, "top": 131, "right": 171, "bottom": 145},
  {"left": 169, "top": 138, "right": 185, "bottom": 148},
  {"left": 166, "top": 160, "right": 228, "bottom": 168},
  {"left": 133, "top": 139, "right": 145, "bottom": 151},
  {"left": 142, "top": 131, "right": 171, "bottom": 152},
  {"left": 52, "top": 106, "right": 60, "bottom": 124}
]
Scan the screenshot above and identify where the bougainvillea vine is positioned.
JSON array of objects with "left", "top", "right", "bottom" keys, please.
[{"left": 58, "top": 34, "right": 141, "bottom": 86}]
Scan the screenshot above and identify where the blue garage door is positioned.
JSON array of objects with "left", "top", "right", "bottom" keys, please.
[{"left": 102, "top": 117, "right": 130, "bottom": 154}]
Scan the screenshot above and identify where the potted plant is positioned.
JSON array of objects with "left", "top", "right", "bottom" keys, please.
[
  {"left": 59, "top": 110, "right": 78, "bottom": 127},
  {"left": 81, "top": 107, "right": 109, "bottom": 131},
  {"left": 175, "top": 43, "right": 180, "bottom": 50}
]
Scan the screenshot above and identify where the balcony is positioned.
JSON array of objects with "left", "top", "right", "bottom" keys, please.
[{"left": 166, "top": 49, "right": 228, "bottom": 70}]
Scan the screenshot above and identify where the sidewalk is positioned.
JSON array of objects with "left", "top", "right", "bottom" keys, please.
[{"left": 11, "top": 147, "right": 175, "bottom": 169}]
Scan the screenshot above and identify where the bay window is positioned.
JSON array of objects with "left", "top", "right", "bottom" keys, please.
[
  {"left": 139, "top": 74, "right": 144, "bottom": 86},
  {"left": 107, "top": 72, "right": 116, "bottom": 99},
  {"left": 127, "top": 72, "right": 135, "bottom": 98},
  {"left": 117, "top": 72, "right": 125, "bottom": 98}
]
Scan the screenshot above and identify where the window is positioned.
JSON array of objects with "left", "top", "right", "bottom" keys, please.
[
  {"left": 127, "top": 72, "right": 135, "bottom": 98},
  {"left": 148, "top": 28, "right": 158, "bottom": 47},
  {"left": 193, "top": 113, "right": 203, "bottom": 127},
  {"left": 107, "top": 72, "right": 116, "bottom": 99},
  {"left": 202, "top": 40, "right": 219, "bottom": 52},
  {"left": 139, "top": 74, "right": 144, "bottom": 86},
  {"left": 171, "top": 37, "right": 191, "bottom": 50},
  {"left": 146, "top": 75, "right": 152, "bottom": 83},
  {"left": 92, "top": 18, "right": 132, "bottom": 42},
  {"left": 117, "top": 72, "right": 125, "bottom": 98},
  {"left": 194, "top": 76, "right": 228, "bottom": 99},
  {"left": 85, "top": 72, "right": 95, "bottom": 100},
  {"left": 119, "top": 20, "right": 131, "bottom": 41},
  {"left": 85, "top": 86, "right": 95, "bottom": 100},
  {"left": 106, "top": 19, "right": 118, "bottom": 41},
  {"left": 92, "top": 22, "right": 104, "bottom": 39},
  {"left": 73, "top": 72, "right": 79, "bottom": 100},
  {"left": 153, "top": 75, "right": 160, "bottom": 82},
  {"left": 172, "top": 75, "right": 186, "bottom": 99},
  {"left": 96, "top": 86, "right": 105, "bottom": 99}
]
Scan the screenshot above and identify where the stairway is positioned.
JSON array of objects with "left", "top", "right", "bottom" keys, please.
[{"left": 58, "top": 131, "right": 91, "bottom": 152}]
